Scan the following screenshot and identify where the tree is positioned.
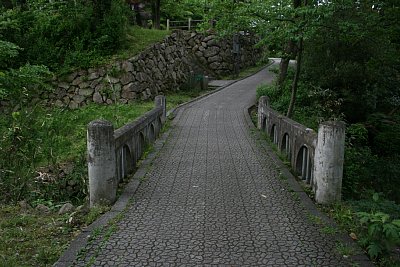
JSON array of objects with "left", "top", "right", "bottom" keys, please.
[{"left": 152, "top": 0, "right": 161, "bottom": 29}]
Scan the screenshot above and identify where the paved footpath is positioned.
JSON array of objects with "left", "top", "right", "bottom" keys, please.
[{"left": 70, "top": 63, "right": 351, "bottom": 266}]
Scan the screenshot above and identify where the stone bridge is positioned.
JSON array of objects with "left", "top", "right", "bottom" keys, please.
[
  {"left": 56, "top": 61, "right": 371, "bottom": 267},
  {"left": 257, "top": 96, "right": 346, "bottom": 204},
  {"left": 87, "top": 96, "right": 166, "bottom": 207}
]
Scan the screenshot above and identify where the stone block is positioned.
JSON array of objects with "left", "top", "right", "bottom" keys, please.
[
  {"left": 71, "top": 76, "right": 83, "bottom": 86},
  {"left": 93, "top": 92, "right": 103, "bottom": 103},
  {"left": 78, "top": 81, "right": 90, "bottom": 89},
  {"left": 120, "top": 73, "right": 135, "bottom": 85},
  {"left": 210, "top": 62, "right": 221, "bottom": 70},
  {"left": 204, "top": 46, "right": 220, "bottom": 58},
  {"left": 78, "top": 88, "right": 94, "bottom": 96},
  {"left": 73, "top": 94, "right": 86, "bottom": 104},
  {"left": 208, "top": 55, "right": 221, "bottom": 63},
  {"left": 59, "top": 82, "right": 70, "bottom": 90},
  {"left": 88, "top": 72, "right": 100, "bottom": 81},
  {"left": 121, "top": 61, "right": 134, "bottom": 72}
]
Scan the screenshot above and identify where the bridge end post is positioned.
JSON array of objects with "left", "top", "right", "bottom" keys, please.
[
  {"left": 313, "top": 121, "right": 345, "bottom": 204},
  {"left": 155, "top": 95, "right": 167, "bottom": 123},
  {"left": 258, "top": 96, "right": 269, "bottom": 130},
  {"left": 87, "top": 120, "right": 117, "bottom": 208}
]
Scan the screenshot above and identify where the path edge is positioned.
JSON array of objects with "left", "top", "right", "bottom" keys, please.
[
  {"left": 243, "top": 104, "right": 374, "bottom": 267},
  {"left": 168, "top": 60, "right": 275, "bottom": 118}
]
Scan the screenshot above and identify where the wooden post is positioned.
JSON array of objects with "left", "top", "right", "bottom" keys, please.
[{"left": 188, "top": 18, "right": 192, "bottom": 31}]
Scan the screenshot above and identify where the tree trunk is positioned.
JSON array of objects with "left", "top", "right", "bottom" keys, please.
[
  {"left": 278, "top": 57, "right": 290, "bottom": 87},
  {"left": 287, "top": 37, "right": 303, "bottom": 118},
  {"left": 278, "top": 0, "right": 300, "bottom": 88},
  {"left": 152, "top": 0, "right": 161, "bottom": 29}
]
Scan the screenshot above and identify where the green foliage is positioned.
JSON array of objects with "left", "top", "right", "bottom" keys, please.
[
  {"left": 0, "top": 204, "right": 73, "bottom": 266},
  {"left": 0, "top": 64, "right": 52, "bottom": 104},
  {"left": 161, "top": 0, "right": 206, "bottom": 21},
  {"left": 0, "top": 40, "right": 20, "bottom": 68},
  {"left": 256, "top": 71, "right": 323, "bottom": 130},
  {"left": 344, "top": 123, "right": 400, "bottom": 203},
  {"left": 302, "top": 0, "right": 400, "bottom": 123},
  {"left": 0, "top": 0, "right": 130, "bottom": 72},
  {"left": 329, "top": 195, "right": 400, "bottom": 265},
  {"left": 357, "top": 210, "right": 400, "bottom": 260},
  {"left": 349, "top": 193, "right": 400, "bottom": 221},
  {"left": 0, "top": 102, "right": 154, "bottom": 204}
]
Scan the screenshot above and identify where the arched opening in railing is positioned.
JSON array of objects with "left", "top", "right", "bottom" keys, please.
[
  {"left": 149, "top": 123, "right": 155, "bottom": 143},
  {"left": 156, "top": 117, "right": 162, "bottom": 136},
  {"left": 262, "top": 117, "right": 267, "bottom": 132},
  {"left": 136, "top": 132, "right": 145, "bottom": 160},
  {"left": 281, "top": 133, "right": 291, "bottom": 159},
  {"left": 119, "top": 145, "right": 133, "bottom": 181},
  {"left": 271, "top": 124, "right": 278, "bottom": 145},
  {"left": 296, "top": 145, "right": 312, "bottom": 183}
]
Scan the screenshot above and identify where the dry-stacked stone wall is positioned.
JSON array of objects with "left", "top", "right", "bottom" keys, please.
[
  {"left": 46, "top": 30, "right": 262, "bottom": 109},
  {"left": 182, "top": 31, "right": 261, "bottom": 76}
]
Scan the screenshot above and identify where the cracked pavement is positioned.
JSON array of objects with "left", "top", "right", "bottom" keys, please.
[{"left": 71, "top": 63, "right": 350, "bottom": 266}]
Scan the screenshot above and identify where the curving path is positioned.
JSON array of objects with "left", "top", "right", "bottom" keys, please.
[{"left": 72, "top": 62, "right": 349, "bottom": 266}]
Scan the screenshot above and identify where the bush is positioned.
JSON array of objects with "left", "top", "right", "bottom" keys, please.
[
  {"left": 343, "top": 123, "right": 400, "bottom": 203},
  {"left": 356, "top": 194, "right": 400, "bottom": 261},
  {"left": 1, "top": 0, "right": 130, "bottom": 72}
]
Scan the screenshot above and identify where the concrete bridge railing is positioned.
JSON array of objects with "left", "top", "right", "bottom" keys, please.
[
  {"left": 257, "top": 96, "right": 345, "bottom": 204},
  {"left": 87, "top": 95, "right": 167, "bottom": 207}
]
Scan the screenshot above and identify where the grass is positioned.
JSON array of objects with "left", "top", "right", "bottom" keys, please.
[
  {"left": 0, "top": 205, "right": 76, "bottom": 266},
  {"left": 336, "top": 241, "right": 356, "bottom": 258},
  {"left": 102, "top": 27, "right": 170, "bottom": 65}
]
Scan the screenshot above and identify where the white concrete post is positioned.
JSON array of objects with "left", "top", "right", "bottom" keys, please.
[
  {"left": 258, "top": 96, "right": 269, "bottom": 130},
  {"left": 188, "top": 18, "right": 192, "bottom": 31},
  {"left": 166, "top": 19, "right": 170, "bottom": 31},
  {"left": 314, "top": 121, "right": 345, "bottom": 204},
  {"left": 155, "top": 95, "right": 167, "bottom": 123},
  {"left": 87, "top": 120, "right": 117, "bottom": 208}
]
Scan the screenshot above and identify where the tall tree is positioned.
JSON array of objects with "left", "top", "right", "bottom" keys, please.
[{"left": 152, "top": 0, "right": 161, "bottom": 29}]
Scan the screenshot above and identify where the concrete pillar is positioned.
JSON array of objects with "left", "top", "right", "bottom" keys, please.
[
  {"left": 257, "top": 96, "right": 269, "bottom": 130},
  {"left": 155, "top": 95, "right": 167, "bottom": 122},
  {"left": 202, "top": 75, "right": 209, "bottom": 91},
  {"left": 87, "top": 120, "right": 117, "bottom": 208},
  {"left": 314, "top": 121, "right": 345, "bottom": 204}
]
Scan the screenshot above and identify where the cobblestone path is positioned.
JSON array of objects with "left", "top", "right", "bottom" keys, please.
[{"left": 74, "top": 65, "right": 348, "bottom": 266}]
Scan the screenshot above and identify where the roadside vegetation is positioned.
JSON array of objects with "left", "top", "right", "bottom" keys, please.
[
  {"left": 257, "top": 70, "right": 400, "bottom": 266},
  {"left": 0, "top": 1, "right": 212, "bottom": 265}
]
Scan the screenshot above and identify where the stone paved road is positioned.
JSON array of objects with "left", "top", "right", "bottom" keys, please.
[{"left": 73, "top": 63, "right": 349, "bottom": 266}]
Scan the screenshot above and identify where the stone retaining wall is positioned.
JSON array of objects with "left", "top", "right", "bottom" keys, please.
[
  {"left": 183, "top": 31, "right": 261, "bottom": 76},
  {"left": 44, "top": 30, "right": 262, "bottom": 109}
]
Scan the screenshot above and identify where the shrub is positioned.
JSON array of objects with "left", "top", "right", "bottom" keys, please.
[
  {"left": 1, "top": 0, "right": 130, "bottom": 72},
  {"left": 357, "top": 208, "right": 400, "bottom": 260}
]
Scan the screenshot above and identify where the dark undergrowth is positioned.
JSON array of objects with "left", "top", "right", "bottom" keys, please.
[{"left": 256, "top": 67, "right": 400, "bottom": 266}]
